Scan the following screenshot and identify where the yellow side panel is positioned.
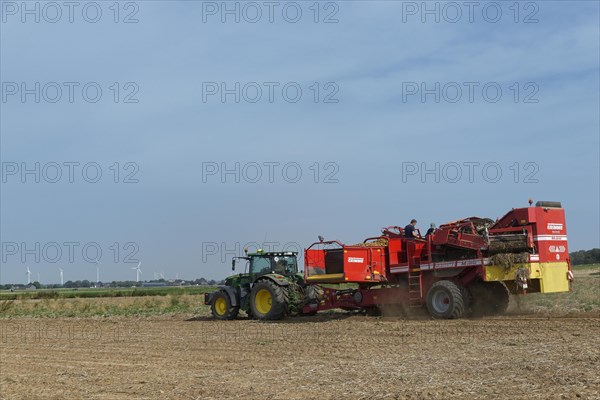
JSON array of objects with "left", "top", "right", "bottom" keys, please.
[
  {"left": 485, "top": 262, "right": 570, "bottom": 293},
  {"left": 485, "top": 263, "right": 542, "bottom": 281},
  {"left": 540, "top": 263, "right": 569, "bottom": 293},
  {"left": 306, "top": 273, "right": 344, "bottom": 283}
]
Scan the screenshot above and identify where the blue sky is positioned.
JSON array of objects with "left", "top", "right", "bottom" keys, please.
[{"left": 1, "top": 1, "right": 599, "bottom": 283}]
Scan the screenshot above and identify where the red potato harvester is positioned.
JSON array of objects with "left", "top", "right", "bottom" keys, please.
[{"left": 303, "top": 200, "right": 571, "bottom": 318}]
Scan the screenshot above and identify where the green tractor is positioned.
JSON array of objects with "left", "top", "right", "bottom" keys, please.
[{"left": 204, "top": 250, "right": 315, "bottom": 320}]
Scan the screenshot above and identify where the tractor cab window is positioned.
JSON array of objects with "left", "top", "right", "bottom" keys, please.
[
  {"left": 251, "top": 256, "right": 272, "bottom": 275},
  {"left": 273, "top": 256, "right": 298, "bottom": 274},
  {"left": 250, "top": 255, "right": 298, "bottom": 275}
]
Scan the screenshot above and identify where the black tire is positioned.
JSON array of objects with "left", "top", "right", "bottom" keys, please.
[
  {"left": 300, "top": 285, "right": 322, "bottom": 316},
  {"left": 211, "top": 290, "right": 239, "bottom": 320},
  {"left": 426, "top": 280, "right": 466, "bottom": 319},
  {"left": 491, "top": 282, "right": 510, "bottom": 314},
  {"left": 459, "top": 284, "right": 471, "bottom": 315},
  {"left": 303, "top": 285, "right": 323, "bottom": 305},
  {"left": 468, "top": 281, "right": 510, "bottom": 317},
  {"left": 250, "top": 280, "right": 289, "bottom": 320},
  {"left": 246, "top": 308, "right": 256, "bottom": 319}
]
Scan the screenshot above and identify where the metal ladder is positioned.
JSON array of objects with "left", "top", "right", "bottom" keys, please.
[{"left": 407, "top": 268, "right": 423, "bottom": 307}]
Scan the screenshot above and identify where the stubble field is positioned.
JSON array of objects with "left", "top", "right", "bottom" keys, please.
[{"left": 1, "top": 267, "right": 599, "bottom": 399}]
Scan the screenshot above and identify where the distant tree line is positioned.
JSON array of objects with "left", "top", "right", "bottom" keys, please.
[
  {"left": 0, "top": 277, "right": 220, "bottom": 290},
  {"left": 570, "top": 249, "right": 600, "bottom": 265}
]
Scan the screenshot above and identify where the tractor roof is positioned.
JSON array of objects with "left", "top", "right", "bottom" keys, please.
[{"left": 247, "top": 251, "right": 298, "bottom": 257}]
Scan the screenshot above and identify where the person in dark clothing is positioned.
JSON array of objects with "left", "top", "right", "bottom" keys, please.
[
  {"left": 404, "top": 219, "right": 419, "bottom": 239},
  {"left": 425, "top": 223, "right": 436, "bottom": 237}
]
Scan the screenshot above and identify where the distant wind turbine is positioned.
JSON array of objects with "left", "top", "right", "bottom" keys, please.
[
  {"left": 131, "top": 262, "right": 142, "bottom": 282},
  {"left": 25, "top": 266, "right": 31, "bottom": 284},
  {"left": 59, "top": 268, "right": 64, "bottom": 286},
  {"left": 94, "top": 258, "right": 101, "bottom": 283}
]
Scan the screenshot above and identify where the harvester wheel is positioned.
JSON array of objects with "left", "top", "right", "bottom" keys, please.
[
  {"left": 468, "top": 281, "right": 509, "bottom": 317},
  {"left": 426, "top": 280, "right": 466, "bottom": 319},
  {"left": 490, "top": 282, "right": 510, "bottom": 314},
  {"left": 211, "top": 290, "right": 239, "bottom": 320},
  {"left": 250, "top": 280, "right": 289, "bottom": 320},
  {"left": 459, "top": 284, "right": 471, "bottom": 313}
]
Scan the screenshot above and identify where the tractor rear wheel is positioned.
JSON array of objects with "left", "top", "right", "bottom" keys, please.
[
  {"left": 426, "top": 280, "right": 466, "bottom": 319},
  {"left": 211, "top": 290, "right": 239, "bottom": 320},
  {"left": 468, "top": 281, "right": 510, "bottom": 317},
  {"left": 250, "top": 280, "right": 289, "bottom": 320},
  {"left": 300, "top": 285, "right": 322, "bottom": 316}
]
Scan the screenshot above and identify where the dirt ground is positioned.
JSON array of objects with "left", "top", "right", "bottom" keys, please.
[{"left": 1, "top": 312, "right": 599, "bottom": 400}]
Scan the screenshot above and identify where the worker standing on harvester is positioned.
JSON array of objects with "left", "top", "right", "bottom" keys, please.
[
  {"left": 425, "top": 223, "right": 436, "bottom": 237},
  {"left": 404, "top": 219, "right": 419, "bottom": 239}
]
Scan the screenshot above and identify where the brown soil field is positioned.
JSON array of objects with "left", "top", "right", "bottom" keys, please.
[{"left": 1, "top": 312, "right": 599, "bottom": 400}]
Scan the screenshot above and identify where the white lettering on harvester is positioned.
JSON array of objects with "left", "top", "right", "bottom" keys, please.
[
  {"left": 547, "top": 223, "right": 563, "bottom": 231},
  {"left": 348, "top": 257, "right": 364, "bottom": 263}
]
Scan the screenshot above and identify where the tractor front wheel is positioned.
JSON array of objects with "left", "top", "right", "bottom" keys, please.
[
  {"left": 211, "top": 290, "right": 239, "bottom": 320},
  {"left": 250, "top": 280, "right": 289, "bottom": 320}
]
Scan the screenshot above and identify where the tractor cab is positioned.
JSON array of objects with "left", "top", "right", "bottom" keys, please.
[{"left": 232, "top": 250, "right": 299, "bottom": 279}]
